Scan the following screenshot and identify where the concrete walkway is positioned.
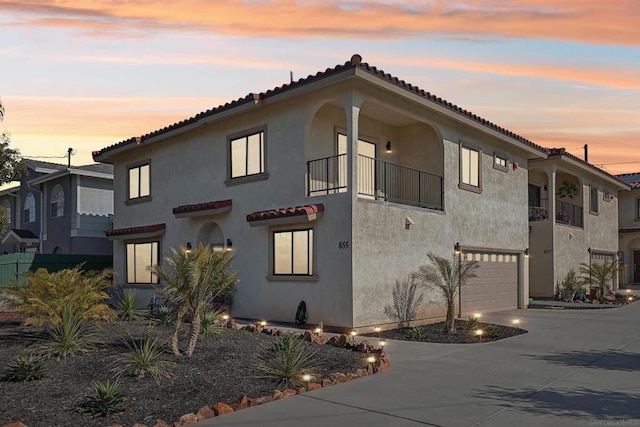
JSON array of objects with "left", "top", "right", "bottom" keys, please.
[{"left": 199, "top": 303, "right": 640, "bottom": 426}]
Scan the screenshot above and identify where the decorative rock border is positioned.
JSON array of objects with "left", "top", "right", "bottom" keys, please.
[{"left": 109, "top": 321, "right": 390, "bottom": 427}]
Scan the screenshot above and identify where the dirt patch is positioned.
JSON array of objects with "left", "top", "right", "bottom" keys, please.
[
  {"left": 0, "top": 317, "right": 367, "bottom": 427},
  {"left": 363, "top": 319, "right": 527, "bottom": 344}
]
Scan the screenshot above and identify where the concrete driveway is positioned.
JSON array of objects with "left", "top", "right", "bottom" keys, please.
[{"left": 199, "top": 303, "right": 640, "bottom": 426}]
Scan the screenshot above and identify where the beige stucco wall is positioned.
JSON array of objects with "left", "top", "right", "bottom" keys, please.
[{"left": 108, "top": 77, "right": 536, "bottom": 329}]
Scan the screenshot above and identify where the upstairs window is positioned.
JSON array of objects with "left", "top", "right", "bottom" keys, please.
[
  {"left": 459, "top": 143, "right": 482, "bottom": 192},
  {"left": 50, "top": 184, "right": 64, "bottom": 218},
  {"left": 230, "top": 130, "right": 265, "bottom": 179},
  {"left": 493, "top": 153, "right": 509, "bottom": 172},
  {"left": 589, "top": 186, "right": 598, "bottom": 214},
  {"left": 24, "top": 193, "right": 35, "bottom": 223},
  {"left": 636, "top": 199, "right": 640, "bottom": 219},
  {"left": 128, "top": 162, "right": 150, "bottom": 200}
]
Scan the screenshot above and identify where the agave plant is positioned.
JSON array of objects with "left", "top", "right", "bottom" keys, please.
[
  {"left": 258, "top": 333, "right": 321, "bottom": 388},
  {"left": 4, "top": 355, "right": 45, "bottom": 382},
  {"left": 115, "top": 290, "right": 146, "bottom": 321},
  {"left": 112, "top": 328, "right": 174, "bottom": 381},
  {"left": 79, "top": 379, "right": 128, "bottom": 417}
]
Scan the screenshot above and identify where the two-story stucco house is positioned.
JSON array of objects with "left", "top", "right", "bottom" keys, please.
[
  {"left": 617, "top": 172, "right": 640, "bottom": 285},
  {"left": 0, "top": 159, "right": 114, "bottom": 255},
  {"left": 93, "top": 55, "right": 556, "bottom": 330},
  {"left": 528, "top": 149, "right": 629, "bottom": 297}
]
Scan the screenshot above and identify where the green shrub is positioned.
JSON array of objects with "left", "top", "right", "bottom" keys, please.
[
  {"left": 406, "top": 326, "right": 428, "bottom": 341},
  {"left": 258, "top": 333, "right": 321, "bottom": 387},
  {"left": 465, "top": 315, "right": 479, "bottom": 331},
  {"left": 200, "top": 308, "right": 225, "bottom": 336},
  {"left": 1, "top": 265, "right": 115, "bottom": 326},
  {"left": 41, "top": 303, "right": 93, "bottom": 360},
  {"left": 156, "top": 305, "right": 175, "bottom": 326},
  {"left": 79, "top": 379, "right": 128, "bottom": 417},
  {"left": 113, "top": 329, "right": 174, "bottom": 381},
  {"left": 4, "top": 355, "right": 45, "bottom": 382},
  {"left": 115, "top": 290, "right": 145, "bottom": 321},
  {"left": 484, "top": 324, "right": 502, "bottom": 339},
  {"left": 383, "top": 276, "right": 424, "bottom": 328}
]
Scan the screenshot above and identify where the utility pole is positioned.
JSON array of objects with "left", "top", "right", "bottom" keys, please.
[
  {"left": 584, "top": 144, "right": 588, "bottom": 162},
  {"left": 67, "top": 147, "right": 73, "bottom": 168}
]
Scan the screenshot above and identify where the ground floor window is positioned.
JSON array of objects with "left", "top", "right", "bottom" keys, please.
[
  {"left": 126, "top": 241, "right": 159, "bottom": 284},
  {"left": 273, "top": 229, "right": 313, "bottom": 275}
]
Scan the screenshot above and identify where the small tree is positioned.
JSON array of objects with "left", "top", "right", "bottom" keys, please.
[
  {"left": 383, "top": 276, "right": 424, "bottom": 328},
  {"left": 0, "top": 132, "right": 26, "bottom": 232},
  {"left": 579, "top": 260, "right": 625, "bottom": 295},
  {"left": 412, "top": 252, "right": 479, "bottom": 334},
  {"left": 152, "top": 243, "right": 237, "bottom": 357}
]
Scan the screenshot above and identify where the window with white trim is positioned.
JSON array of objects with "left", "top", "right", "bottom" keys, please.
[
  {"left": 126, "top": 241, "right": 159, "bottom": 284},
  {"left": 50, "top": 184, "right": 64, "bottom": 218},
  {"left": 273, "top": 228, "right": 313, "bottom": 276},
  {"left": 230, "top": 130, "right": 265, "bottom": 179},
  {"left": 24, "top": 193, "right": 35, "bottom": 223},
  {"left": 128, "top": 163, "right": 150, "bottom": 200},
  {"left": 459, "top": 144, "right": 481, "bottom": 190},
  {"left": 493, "top": 153, "right": 509, "bottom": 172}
]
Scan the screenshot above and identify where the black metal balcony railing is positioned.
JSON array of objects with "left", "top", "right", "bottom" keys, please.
[
  {"left": 529, "top": 198, "right": 549, "bottom": 221},
  {"left": 307, "top": 154, "right": 444, "bottom": 210},
  {"left": 556, "top": 199, "right": 584, "bottom": 228}
]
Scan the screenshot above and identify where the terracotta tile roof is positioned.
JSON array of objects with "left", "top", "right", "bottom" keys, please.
[
  {"left": 247, "top": 204, "right": 324, "bottom": 223},
  {"left": 173, "top": 199, "right": 232, "bottom": 216},
  {"left": 93, "top": 54, "right": 548, "bottom": 160},
  {"left": 546, "top": 148, "right": 630, "bottom": 189},
  {"left": 106, "top": 223, "right": 165, "bottom": 238}
]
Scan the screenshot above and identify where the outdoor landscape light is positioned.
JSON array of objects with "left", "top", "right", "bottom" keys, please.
[
  {"left": 374, "top": 326, "right": 381, "bottom": 333},
  {"left": 475, "top": 329, "right": 484, "bottom": 337},
  {"left": 629, "top": 297, "right": 634, "bottom": 302},
  {"left": 379, "top": 340, "right": 387, "bottom": 348},
  {"left": 260, "top": 320, "right": 267, "bottom": 327},
  {"left": 302, "top": 374, "right": 311, "bottom": 383},
  {"left": 222, "top": 314, "right": 229, "bottom": 321},
  {"left": 367, "top": 356, "right": 376, "bottom": 364},
  {"left": 314, "top": 327, "right": 322, "bottom": 334},
  {"left": 473, "top": 312, "right": 481, "bottom": 319},
  {"left": 626, "top": 289, "right": 631, "bottom": 294},
  {"left": 512, "top": 318, "right": 520, "bottom": 327},
  {"left": 350, "top": 330, "right": 357, "bottom": 337}
]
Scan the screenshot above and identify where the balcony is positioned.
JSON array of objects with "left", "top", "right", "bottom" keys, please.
[
  {"left": 555, "top": 199, "right": 583, "bottom": 228},
  {"left": 307, "top": 154, "right": 444, "bottom": 210},
  {"left": 529, "top": 198, "right": 549, "bottom": 222}
]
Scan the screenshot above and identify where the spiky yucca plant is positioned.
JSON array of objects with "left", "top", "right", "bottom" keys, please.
[
  {"left": 258, "top": 333, "right": 321, "bottom": 387},
  {"left": 4, "top": 355, "right": 45, "bottom": 382},
  {"left": 156, "top": 305, "right": 175, "bottom": 326},
  {"left": 412, "top": 252, "right": 479, "bottom": 334},
  {"left": 113, "top": 329, "right": 174, "bottom": 381},
  {"left": 1, "top": 265, "right": 115, "bottom": 326},
  {"left": 115, "top": 290, "right": 145, "bottom": 321},
  {"left": 79, "top": 379, "right": 128, "bottom": 417},
  {"left": 41, "top": 303, "right": 93, "bottom": 360},
  {"left": 199, "top": 308, "right": 225, "bottom": 336}
]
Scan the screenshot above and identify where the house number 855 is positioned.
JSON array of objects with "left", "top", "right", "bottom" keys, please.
[{"left": 338, "top": 241, "right": 350, "bottom": 249}]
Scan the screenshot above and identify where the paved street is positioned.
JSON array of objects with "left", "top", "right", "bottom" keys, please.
[{"left": 200, "top": 303, "right": 640, "bottom": 426}]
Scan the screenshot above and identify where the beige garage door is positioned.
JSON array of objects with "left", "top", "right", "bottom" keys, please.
[{"left": 460, "top": 251, "right": 518, "bottom": 315}]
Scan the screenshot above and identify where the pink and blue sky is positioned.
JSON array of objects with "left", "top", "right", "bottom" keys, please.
[{"left": 1, "top": 0, "right": 639, "bottom": 173}]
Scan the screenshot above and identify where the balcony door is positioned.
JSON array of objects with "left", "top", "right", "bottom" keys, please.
[{"left": 337, "top": 133, "right": 376, "bottom": 198}]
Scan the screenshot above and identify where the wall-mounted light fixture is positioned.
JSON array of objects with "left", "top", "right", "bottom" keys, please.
[
  {"left": 186, "top": 242, "right": 192, "bottom": 253},
  {"left": 587, "top": 247, "right": 591, "bottom": 254},
  {"left": 524, "top": 248, "right": 529, "bottom": 257},
  {"left": 386, "top": 141, "right": 392, "bottom": 153},
  {"left": 454, "top": 242, "right": 461, "bottom": 254},
  {"left": 226, "top": 238, "right": 233, "bottom": 250}
]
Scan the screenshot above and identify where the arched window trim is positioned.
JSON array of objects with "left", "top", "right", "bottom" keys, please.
[
  {"left": 51, "top": 184, "right": 64, "bottom": 218},
  {"left": 24, "top": 193, "right": 36, "bottom": 223}
]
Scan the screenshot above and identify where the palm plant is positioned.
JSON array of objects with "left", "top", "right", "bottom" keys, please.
[
  {"left": 1, "top": 265, "right": 115, "bottom": 326},
  {"left": 579, "top": 260, "right": 625, "bottom": 295},
  {"left": 412, "top": 252, "right": 479, "bottom": 334},
  {"left": 151, "top": 243, "right": 237, "bottom": 356}
]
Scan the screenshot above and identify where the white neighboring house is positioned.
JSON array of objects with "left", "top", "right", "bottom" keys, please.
[
  {"left": 528, "top": 150, "right": 629, "bottom": 297},
  {"left": 94, "top": 54, "right": 551, "bottom": 330},
  {"left": 617, "top": 172, "right": 640, "bottom": 285}
]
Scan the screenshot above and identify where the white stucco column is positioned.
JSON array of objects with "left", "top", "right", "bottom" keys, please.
[
  {"left": 547, "top": 167, "right": 557, "bottom": 224},
  {"left": 344, "top": 95, "right": 363, "bottom": 204}
]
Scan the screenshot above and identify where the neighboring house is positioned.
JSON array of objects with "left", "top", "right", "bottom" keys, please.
[
  {"left": 94, "top": 54, "right": 554, "bottom": 330},
  {"left": 528, "top": 149, "right": 629, "bottom": 297},
  {"left": 617, "top": 172, "right": 640, "bottom": 285},
  {"left": 0, "top": 159, "right": 114, "bottom": 255}
]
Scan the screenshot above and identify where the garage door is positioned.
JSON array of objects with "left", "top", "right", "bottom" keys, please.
[{"left": 460, "top": 251, "right": 518, "bottom": 315}]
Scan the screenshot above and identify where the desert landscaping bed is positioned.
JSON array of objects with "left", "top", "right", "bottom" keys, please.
[{"left": 0, "top": 316, "right": 370, "bottom": 427}]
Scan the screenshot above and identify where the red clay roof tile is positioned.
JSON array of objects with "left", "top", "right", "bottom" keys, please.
[
  {"left": 106, "top": 223, "right": 166, "bottom": 237},
  {"left": 246, "top": 204, "right": 324, "bottom": 223},
  {"left": 173, "top": 199, "right": 232, "bottom": 215}
]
